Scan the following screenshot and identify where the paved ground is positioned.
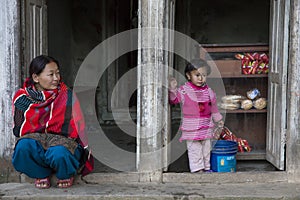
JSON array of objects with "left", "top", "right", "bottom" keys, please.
[
  {"left": 0, "top": 171, "right": 299, "bottom": 200},
  {"left": 1, "top": 181, "right": 300, "bottom": 199}
]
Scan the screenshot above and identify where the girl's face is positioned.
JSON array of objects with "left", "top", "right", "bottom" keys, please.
[
  {"left": 186, "top": 67, "right": 207, "bottom": 87},
  {"left": 32, "top": 62, "right": 61, "bottom": 91}
]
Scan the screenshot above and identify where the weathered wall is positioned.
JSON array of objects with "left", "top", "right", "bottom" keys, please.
[
  {"left": 0, "top": 0, "right": 21, "bottom": 157},
  {"left": 137, "top": 0, "right": 171, "bottom": 182},
  {"left": 287, "top": 0, "right": 300, "bottom": 182},
  {"left": 0, "top": 0, "right": 21, "bottom": 183}
]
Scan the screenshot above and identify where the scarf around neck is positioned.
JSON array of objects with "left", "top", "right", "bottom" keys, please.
[{"left": 13, "top": 79, "right": 83, "bottom": 140}]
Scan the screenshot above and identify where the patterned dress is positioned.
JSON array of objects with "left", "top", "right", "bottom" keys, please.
[{"left": 169, "top": 81, "right": 222, "bottom": 141}]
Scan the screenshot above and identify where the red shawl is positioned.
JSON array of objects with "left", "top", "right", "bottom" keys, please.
[{"left": 12, "top": 78, "right": 94, "bottom": 176}]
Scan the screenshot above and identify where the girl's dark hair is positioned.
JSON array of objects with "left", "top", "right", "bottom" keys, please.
[
  {"left": 29, "top": 55, "right": 60, "bottom": 82},
  {"left": 184, "top": 59, "right": 211, "bottom": 79}
]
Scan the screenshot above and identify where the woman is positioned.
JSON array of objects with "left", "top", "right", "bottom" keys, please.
[{"left": 12, "top": 55, "right": 94, "bottom": 189}]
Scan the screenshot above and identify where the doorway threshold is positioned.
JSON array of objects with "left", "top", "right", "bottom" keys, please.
[
  {"left": 162, "top": 171, "right": 288, "bottom": 184},
  {"left": 82, "top": 171, "right": 288, "bottom": 184}
]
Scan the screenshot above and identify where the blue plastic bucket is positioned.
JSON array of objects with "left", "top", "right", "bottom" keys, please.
[{"left": 211, "top": 140, "right": 238, "bottom": 172}]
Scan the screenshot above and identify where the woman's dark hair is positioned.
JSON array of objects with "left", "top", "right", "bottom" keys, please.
[
  {"left": 184, "top": 59, "right": 211, "bottom": 79},
  {"left": 29, "top": 55, "right": 60, "bottom": 83}
]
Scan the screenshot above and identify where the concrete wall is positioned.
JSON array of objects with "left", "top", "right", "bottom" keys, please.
[
  {"left": 287, "top": 0, "right": 300, "bottom": 182},
  {"left": 0, "top": 0, "right": 21, "bottom": 183},
  {"left": 0, "top": 0, "right": 21, "bottom": 157}
]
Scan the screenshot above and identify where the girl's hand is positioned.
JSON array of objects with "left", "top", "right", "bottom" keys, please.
[
  {"left": 213, "top": 120, "right": 224, "bottom": 139},
  {"left": 217, "top": 120, "right": 224, "bottom": 128},
  {"left": 169, "top": 77, "right": 177, "bottom": 90}
]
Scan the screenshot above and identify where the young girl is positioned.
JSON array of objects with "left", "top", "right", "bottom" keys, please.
[{"left": 169, "top": 59, "right": 224, "bottom": 173}]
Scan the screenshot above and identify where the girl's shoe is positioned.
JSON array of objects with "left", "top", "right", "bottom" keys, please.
[
  {"left": 57, "top": 177, "right": 74, "bottom": 188},
  {"left": 204, "top": 169, "right": 213, "bottom": 173},
  {"left": 35, "top": 177, "right": 51, "bottom": 189}
]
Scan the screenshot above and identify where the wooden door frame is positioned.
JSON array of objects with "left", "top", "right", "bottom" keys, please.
[{"left": 20, "top": 0, "right": 48, "bottom": 83}]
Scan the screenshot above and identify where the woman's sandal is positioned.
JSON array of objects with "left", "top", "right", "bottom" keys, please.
[
  {"left": 35, "top": 177, "right": 51, "bottom": 189},
  {"left": 57, "top": 177, "right": 74, "bottom": 188}
]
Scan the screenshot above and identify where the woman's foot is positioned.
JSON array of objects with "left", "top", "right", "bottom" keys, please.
[
  {"left": 35, "top": 177, "right": 51, "bottom": 189},
  {"left": 57, "top": 177, "right": 74, "bottom": 188}
]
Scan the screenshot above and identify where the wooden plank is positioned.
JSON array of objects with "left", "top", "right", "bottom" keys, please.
[
  {"left": 200, "top": 43, "right": 269, "bottom": 47},
  {"left": 23, "top": 0, "right": 47, "bottom": 82},
  {"left": 203, "top": 46, "right": 269, "bottom": 53},
  {"left": 208, "top": 60, "right": 269, "bottom": 78},
  {"left": 237, "top": 151, "right": 266, "bottom": 160},
  {"left": 200, "top": 44, "right": 269, "bottom": 78},
  {"left": 209, "top": 60, "right": 242, "bottom": 77},
  {"left": 220, "top": 109, "right": 267, "bottom": 114},
  {"left": 266, "top": 0, "right": 289, "bottom": 171}
]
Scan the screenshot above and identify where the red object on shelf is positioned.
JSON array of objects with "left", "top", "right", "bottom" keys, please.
[{"left": 235, "top": 52, "right": 269, "bottom": 75}]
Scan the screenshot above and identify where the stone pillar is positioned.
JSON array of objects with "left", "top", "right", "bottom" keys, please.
[
  {"left": 287, "top": 0, "right": 300, "bottom": 183},
  {"left": 0, "top": 0, "right": 21, "bottom": 158},
  {"left": 136, "top": 0, "right": 171, "bottom": 182}
]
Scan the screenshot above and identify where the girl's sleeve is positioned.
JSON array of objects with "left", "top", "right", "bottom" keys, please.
[
  {"left": 169, "top": 88, "right": 182, "bottom": 104},
  {"left": 209, "top": 88, "right": 223, "bottom": 122}
]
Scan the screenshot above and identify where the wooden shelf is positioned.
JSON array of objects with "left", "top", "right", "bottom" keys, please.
[
  {"left": 199, "top": 44, "right": 269, "bottom": 78},
  {"left": 209, "top": 74, "right": 268, "bottom": 78},
  {"left": 205, "top": 60, "right": 269, "bottom": 78},
  {"left": 237, "top": 150, "right": 266, "bottom": 160},
  {"left": 198, "top": 44, "right": 269, "bottom": 161},
  {"left": 199, "top": 43, "right": 269, "bottom": 53},
  {"left": 220, "top": 109, "right": 267, "bottom": 114}
]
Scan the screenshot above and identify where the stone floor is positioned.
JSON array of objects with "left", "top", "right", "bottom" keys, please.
[
  {"left": 92, "top": 123, "right": 277, "bottom": 173},
  {"left": 2, "top": 181, "right": 300, "bottom": 200}
]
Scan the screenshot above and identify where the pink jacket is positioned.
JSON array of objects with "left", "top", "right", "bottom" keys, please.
[{"left": 169, "top": 82, "right": 222, "bottom": 141}]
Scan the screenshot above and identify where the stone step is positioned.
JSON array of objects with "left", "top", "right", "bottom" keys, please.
[{"left": 1, "top": 181, "right": 300, "bottom": 200}]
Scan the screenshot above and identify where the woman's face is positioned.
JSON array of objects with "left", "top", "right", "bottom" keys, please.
[
  {"left": 186, "top": 67, "right": 207, "bottom": 87},
  {"left": 32, "top": 62, "right": 61, "bottom": 91}
]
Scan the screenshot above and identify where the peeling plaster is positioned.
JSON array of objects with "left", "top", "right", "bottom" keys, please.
[{"left": 0, "top": 0, "right": 21, "bottom": 157}]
